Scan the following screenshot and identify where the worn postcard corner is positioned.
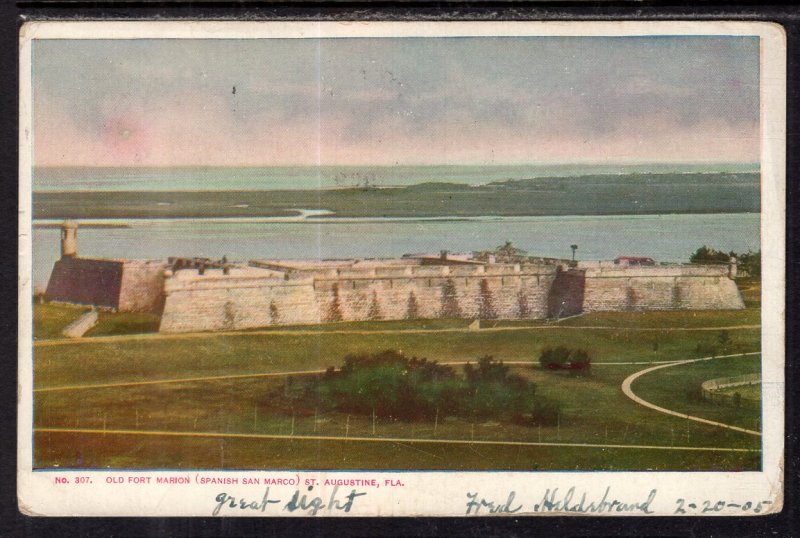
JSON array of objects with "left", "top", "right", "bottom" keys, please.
[{"left": 18, "top": 20, "right": 785, "bottom": 518}]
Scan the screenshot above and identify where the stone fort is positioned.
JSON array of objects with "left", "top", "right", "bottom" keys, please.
[{"left": 44, "top": 221, "right": 745, "bottom": 334}]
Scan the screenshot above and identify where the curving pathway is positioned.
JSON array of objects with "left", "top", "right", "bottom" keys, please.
[{"left": 621, "top": 352, "right": 762, "bottom": 437}]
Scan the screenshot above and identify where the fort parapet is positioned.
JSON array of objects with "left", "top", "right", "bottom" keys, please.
[{"left": 43, "top": 222, "right": 746, "bottom": 333}]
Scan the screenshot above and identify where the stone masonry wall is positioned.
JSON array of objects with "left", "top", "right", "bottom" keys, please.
[
  {"left": 159, "top": 273, "right": 319, "bottom": 333},
  {"left": 581, "top": 265, "right": 744, "bottom": 312},
  {"left": 314, "top": 264, "right": 557, "bottom": 322},
  {"left": 118, "top": 260, "right": 169, "bottom": 313},
  {"left": 156, "top": 261, "right": 745, "bottom": 333},
  {"left": 45, "top": 257, "right": 124, "bottom": 309},
  {"left": 547, "top": 268, "right": 585, "bottom": 318},
  {"left": 159, "top": 263, "right": 558, "bottom": 332}
]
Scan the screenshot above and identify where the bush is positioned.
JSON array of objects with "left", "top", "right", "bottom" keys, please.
[
  {"left": 539, "top": 347, "right": 571, "bottom": 370},
  {"left": 539, "top": 347, "right": 591, "bottom": 375},
  {"left": 317, "top": 350, "right": 554, "bottom": 425},
  {"left": 568, "top": 349, "right": 591, "bottom": 375}
]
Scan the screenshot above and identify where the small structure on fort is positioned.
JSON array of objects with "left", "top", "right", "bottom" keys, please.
[{"left": 44, "top": 221, "right": 745, "bottom": 334}]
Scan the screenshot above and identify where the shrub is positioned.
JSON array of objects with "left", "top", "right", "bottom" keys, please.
[
  {"left": 317, "top": 350, "right": 553, "bottom": 425},
  {"left": 539, "top": 346, "right": 571, "bottom": 370},
  {"left": 539, "top": 347, "right": 591, "bottom": 375},
  {"left": 568, "top": 349, "right": 591, "bottom": 375}
]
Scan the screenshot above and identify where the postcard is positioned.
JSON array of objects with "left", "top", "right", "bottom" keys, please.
[{"left": 18, "top": 20, "right": 785, "bottom": 517}]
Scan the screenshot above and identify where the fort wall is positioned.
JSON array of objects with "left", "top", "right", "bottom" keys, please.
[
  {"left": 154, "top": 261, "right": 745, "bottom": 333},
  {"left": 159, "top": 270, "right": 320, "bottom": 333},
  {"left": 158, "top": 264, "right": 559, "bottom": 332},
  {"left": 312, "top": 264, "right": 557, "bottom": 323},
  {"left": 581, "top": 265, "right": 744, "bottom": 312},
  {"left": 547, "top": 268, "right": 586, "bottom": 318},
  {"left": 44, "top": 257, "right": 124, "bottom": 310},
  {"left": 118, "top": 260, "right": 169, "bottom": 313}
]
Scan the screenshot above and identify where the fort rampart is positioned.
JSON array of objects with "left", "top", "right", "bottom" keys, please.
[
  {"left": 158, "top": 262, "right": 559, "bottom": 333},
  {"left": 44, "top": 223, "right": 745, "bottom": 333},
  {"left": 580, "top": 264, "right": 744, "bottom": 312},
  {"left": 156, "top": 260, "right": 744, "bottom": 333}
]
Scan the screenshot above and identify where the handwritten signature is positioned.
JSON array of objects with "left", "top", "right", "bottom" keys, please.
[{"left": 465, "top": 487, "right": 657, "bottom": 515}]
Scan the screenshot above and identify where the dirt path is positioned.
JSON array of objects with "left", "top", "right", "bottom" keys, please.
[
  {"left": 33, "top": 323, "right": 761, "bottom": 348},
  {"left": 34, "top": 426, "right": 758, "bottom": 453},
  {"left": 620, "top": 352, "right": 762, "bottom": 437}
]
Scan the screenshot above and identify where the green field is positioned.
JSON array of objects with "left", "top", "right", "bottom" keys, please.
[
  {"left": 32, "top": 304, "right": 161, "bottom": 340},
  {"left": 32, "top": 291, "right": 763, "bottom": 471}
]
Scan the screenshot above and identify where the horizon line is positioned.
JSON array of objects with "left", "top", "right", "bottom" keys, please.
[{"left": 33, "top": 161, "right": 761, "bottom": 170}]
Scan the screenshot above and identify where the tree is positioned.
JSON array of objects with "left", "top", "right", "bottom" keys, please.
[
  {"left": 478, "top": 279, "right": 497, "bottom": 320},
  {"left": 440, "top": 279, "right": 462, "bottom": 318},
  {"left": 690, "top": 246, "right": 731, "bottom": 264},
  {"left": 689, "top": 246, "right": 760, "bottom": 278},
  {"left": 738, "top": 250, "right": 761, "bottom": 278}
]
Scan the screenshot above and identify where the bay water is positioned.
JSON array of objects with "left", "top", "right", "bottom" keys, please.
[{"left": 31, "top": 213, "right": 760, "bottom": 292}]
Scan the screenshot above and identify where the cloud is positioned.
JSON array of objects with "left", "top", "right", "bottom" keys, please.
[{"left": 32, "top": 36, "right": 760, "bottom": 167}]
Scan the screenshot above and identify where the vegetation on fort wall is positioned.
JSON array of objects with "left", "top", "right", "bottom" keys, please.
[
  {"left": 439, "top": 279, "right": 462, "bottom": 318},
  {"left": 288, "top": 350, "right": 560, "bottom": 426}
]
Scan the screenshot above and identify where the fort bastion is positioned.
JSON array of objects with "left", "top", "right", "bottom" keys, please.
[{"left": 43, "top": 222, "right": 745, "bottom": 333}]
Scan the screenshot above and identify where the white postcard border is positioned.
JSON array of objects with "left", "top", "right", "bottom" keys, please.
[{"left": 17, "top": 20, "right": 786, "bottom": 517}]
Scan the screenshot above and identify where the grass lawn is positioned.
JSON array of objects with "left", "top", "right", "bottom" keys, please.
[
  {"left": 32, "top": 303, "right": 90, "bottom": 340},
  {"left": 86, "top": 311, "right": 162, "bottom": 337},
  {"left": 717, "top": 383, "right": 761, "bottom": 401},
  {"left": 33, "top": 303, "right": 161, "bottom": 340},
  {"left": 34, "top": 431, "right": 758, "bottom": 472},
  {"left": 30, "top": 281, "right": 763, "bottom": 471},
  {"left": 631, "top": 355, "right": 762, "bottom": 431},
  {"left": 33, "top": 323, "right": 760, "bottom": 388},
  {"left": 35, "top": 363, "right": 760, "bottom": 471}
]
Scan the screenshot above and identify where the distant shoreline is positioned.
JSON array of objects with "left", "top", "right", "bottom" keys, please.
[{"left": 32, "top": 172, "right": 761, "bottom": 220}]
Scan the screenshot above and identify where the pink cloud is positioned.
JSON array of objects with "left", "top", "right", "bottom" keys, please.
[{"left": 33, "top": 89, "right": 759, "bottom": 167}]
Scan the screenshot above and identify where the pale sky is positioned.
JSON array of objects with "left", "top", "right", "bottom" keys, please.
[{"left": 32, "top": 36, "right": 760, "bottom": 167}]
